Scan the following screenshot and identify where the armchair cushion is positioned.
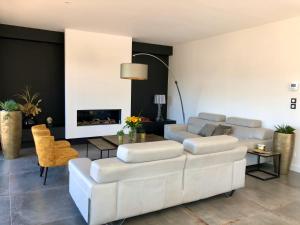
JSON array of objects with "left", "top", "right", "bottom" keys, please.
[
  {"left": 55, "top": 140, "right": 71, "bottom": 148},
  {"left": 55, "top": 147, "right": 79, "bottom": 166}
]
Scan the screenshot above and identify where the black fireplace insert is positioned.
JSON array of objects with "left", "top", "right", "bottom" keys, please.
[{"left": 77, "top": 109, "right": 121, "bottom": 126}]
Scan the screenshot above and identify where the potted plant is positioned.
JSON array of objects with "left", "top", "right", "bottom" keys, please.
[
  {"left": 273, "top": 124, "right": 296, "bottom": 174},
  {"left": 0, "top": 100, "right": 22, "bottom": 159},
  {"left": 16, "top": 86, "right": 42, "bottom": 128},
  {"left": 117, "top": 130, "right": 124, "bottom": 144},
  {"left": 124, "top": 116, "right": 142, "bottom": 143}
]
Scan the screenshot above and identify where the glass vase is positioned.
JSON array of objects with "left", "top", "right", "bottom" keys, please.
[{"left": 128, "top": 127, "right": 137, "bottom": 143}]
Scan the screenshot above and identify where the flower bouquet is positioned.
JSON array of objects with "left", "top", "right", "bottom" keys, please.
[{"left": 124, "top": 116, "right": 142, "bottom": 142}]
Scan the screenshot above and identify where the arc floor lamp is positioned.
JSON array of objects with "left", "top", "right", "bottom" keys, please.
[{"left": 120, "top": 53, "right": 186, "bottom": 124}]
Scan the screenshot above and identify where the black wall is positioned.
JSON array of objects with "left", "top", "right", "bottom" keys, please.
[
  {"left": 0, "top": 24, "right": 173, "bottom": 126},
  {"left": 131, "top": 42, "right": 173, "bottom": 120},
  {"left": 0, "top": 24, "right": 65, "bottom": 126}
]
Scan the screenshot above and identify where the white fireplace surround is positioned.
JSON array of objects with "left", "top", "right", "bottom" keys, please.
[{"left": 65, "top": 29, "right": 132, "bottom": 139}]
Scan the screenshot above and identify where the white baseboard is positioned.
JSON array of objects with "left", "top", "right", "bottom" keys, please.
[{"left": 290, "top": 163, "right": 300, "bottom": 173}]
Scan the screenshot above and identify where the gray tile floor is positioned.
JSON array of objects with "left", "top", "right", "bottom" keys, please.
[{"left": 1, "top": 145, "right": 300, "bottom": 225}]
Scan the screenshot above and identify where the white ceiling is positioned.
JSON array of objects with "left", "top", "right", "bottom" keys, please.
[{"left": 1, "top": 0, "right": 300, "bottom": 45}]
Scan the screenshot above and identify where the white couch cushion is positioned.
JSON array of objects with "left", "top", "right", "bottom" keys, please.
[
  {"left": 187, "top": 117, "right": 207, "bottom": 134},
  {"left": 198, "top": 112, "right": 226, "bottom": 122},
  {"left": 187, "top": 117, "right": 221, "bottom": 135},
  {"left": 168, "top": 130, "right": 200, "bottom": 143},
  {"left": 117, "top": 140, "right": 183, "bottom": 163},
  {"left": 226, "top": 117, "right": 261, "bottom": 128},
  {"left": 183, "top": 135, "right": 239, "bottom": 155},
  {"left": 226, "top": 124, "right": 273, "bottom": 140}
]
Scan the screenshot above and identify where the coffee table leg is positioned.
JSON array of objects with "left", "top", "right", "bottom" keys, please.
[
  {"left": 100, "top": 150, "right": 102, "bottom": 159},
  {"left": 257, "top": 155, "right": 261, "bottom": 171}
]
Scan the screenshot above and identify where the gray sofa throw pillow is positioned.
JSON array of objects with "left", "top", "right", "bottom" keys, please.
[
  {"left": 213, "top": 125, "right": 233, "bottom": 136},
  {"left": 199, "top": 124, "right": 217, "bottom": 137}
]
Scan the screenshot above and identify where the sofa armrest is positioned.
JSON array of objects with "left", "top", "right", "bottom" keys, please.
[
  {"left": 253, "top": 128, "right": 274, "bottom": 140},
  {"left": 69, "top": 158, "right": 96, "bottom": 197},
  {"left": 164, "top": 124, "right": 187, "bottom": 139}
]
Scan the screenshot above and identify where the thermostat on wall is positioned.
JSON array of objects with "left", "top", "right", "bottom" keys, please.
[{"left": 289, "top": 82, "right": 299, "bottom": 91}]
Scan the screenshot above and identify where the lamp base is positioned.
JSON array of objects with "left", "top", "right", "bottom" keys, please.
[{"left": 155, "top": 104, "right": 164, "bottom": 122}]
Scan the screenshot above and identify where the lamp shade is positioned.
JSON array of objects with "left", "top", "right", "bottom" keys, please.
[
  {"left": 154, "top": 95, "right": 166, "bottom": 104},
  {"left": 120, "top": 63, "right": 148, "bottom": 80}
]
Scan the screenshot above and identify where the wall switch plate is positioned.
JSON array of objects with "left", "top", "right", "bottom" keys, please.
[
  {"left": 291, "top": 98, "right": 297, "bottom": 103},
  {"left": 289, "top": 82, "right": 299, "bottom": 91},
  {"left": 291, "top": 103, "right": 296, "bottom": 109}
]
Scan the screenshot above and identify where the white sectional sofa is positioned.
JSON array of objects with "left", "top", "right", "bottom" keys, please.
[
  {"left": 69, "top": 136, "right": 247, "bottom": 225},
  {"left": 165, "top": 112, "right": 273, "bottom": 165}
]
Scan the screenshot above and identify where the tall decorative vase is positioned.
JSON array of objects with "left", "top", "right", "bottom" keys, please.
[
  {"left": 0, "top": 111, "right": 22, "bottom": 159},
  {"left": 128, "top": 127, "right": 137, "bottom": 143},
  {"left": 273, "top": 132, "right": 295, "bottom": 175}
]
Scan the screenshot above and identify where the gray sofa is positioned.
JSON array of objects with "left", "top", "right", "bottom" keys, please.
[{"left": 165, "top": 112, "right": 274, "bottom": 165}]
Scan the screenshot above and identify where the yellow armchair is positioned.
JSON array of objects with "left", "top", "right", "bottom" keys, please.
[
  {"left": 32, "top": 124, "right": 79, "bottom": 185},
  {"left": 34, "top": 135, "right": 79, "bottom": 185},
  {"left": 31, "top": 124, "right": 71, "bottom": 148}
]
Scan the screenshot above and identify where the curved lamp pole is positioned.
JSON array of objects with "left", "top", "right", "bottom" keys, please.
[{"left": 121, "top": 53, "right": 186, "bottom": 124}]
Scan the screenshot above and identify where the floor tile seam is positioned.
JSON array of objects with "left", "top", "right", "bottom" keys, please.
[
  {"left": 38, "top": 215, "right": 83, "bottom": 225},
  {"left": 180, "top": 205, "right": 210, "bottom": 225},
  {"left": 9, "top": 184, "right": 69, "bottom": 197}
]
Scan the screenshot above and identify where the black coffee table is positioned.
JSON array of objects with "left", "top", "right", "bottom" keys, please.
[{"left": 87, "top": 134, "right": 165, "bottom": 159}]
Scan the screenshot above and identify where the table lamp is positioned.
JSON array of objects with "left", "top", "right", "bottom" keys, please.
[{"left": 154, "top": 94, "right": 166, "bottom": 121}]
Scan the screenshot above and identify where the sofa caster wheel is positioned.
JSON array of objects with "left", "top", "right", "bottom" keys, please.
[{"left": 225, "top": 190, "right": 235, "bottom": 197}]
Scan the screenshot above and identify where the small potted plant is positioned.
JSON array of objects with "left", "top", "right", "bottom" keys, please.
[
  {"left": 138, "top": 127, "right": 146, "bottom": 141},
  {"left": 0, "top": 100, "right": 22, "bottom": 159},
  {"left": 124, "top": 116, "right": 142, "bottom": 142},
  {"left": 16, "top": 86, "right": 42, "bottom": 128},
  {"left": 117, "top": 130, "right": 124, "bottom": 144},
  {"left": 273, "top": 124, "right": 296, "bottom": 174}
]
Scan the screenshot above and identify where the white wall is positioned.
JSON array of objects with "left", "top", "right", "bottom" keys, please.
[
  {"left": 65, "top": 29, "right": 132, "bottom": 139},
  {"left": 169, "top": 16, "right": 300, "bottom": 172}
]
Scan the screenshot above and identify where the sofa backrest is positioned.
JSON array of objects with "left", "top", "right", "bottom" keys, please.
[
  {"left": 198, "top": 112, "right": 226, "bottom": 122},
  {"left": 226, "top": 117, "right": 261, "bottom": 128},
  {"left": 187, "top": 112, "right": 226, "bottom": 134},
  {"left": 90, "top": 154, "right": 186, "bottom": 184},
  {"left": 90, "top": 140, "right": 185, "bottom": 184},
  {"left": 224, "top": 117, "right": 273, "bottom": 140}
]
